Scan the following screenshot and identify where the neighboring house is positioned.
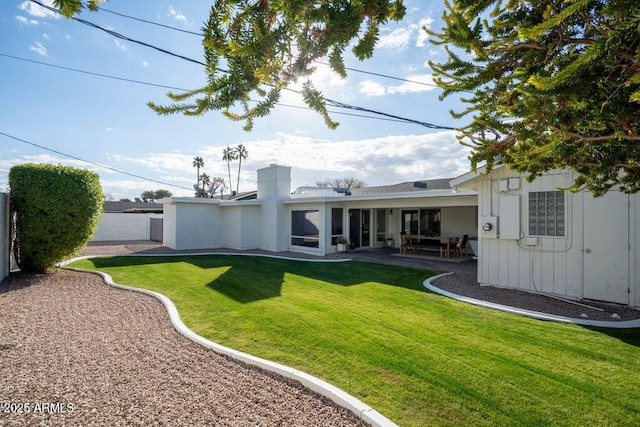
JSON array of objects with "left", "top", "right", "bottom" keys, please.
[
  {"left": 91, "top": 201, "right": 163, "bottom": 242},
  {"left": 161, "top": 163, "right": 478, "bottom": 254},
  {"left": 103, "top": 201, "right": 164, "bottom": 214},
  {"left": 451, "top": 166, "right": 640, "bottom": 308}
]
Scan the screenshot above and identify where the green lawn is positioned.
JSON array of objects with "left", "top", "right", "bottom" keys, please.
[{"left": 69, "top": 255, "right": 640, "bottom": 426}]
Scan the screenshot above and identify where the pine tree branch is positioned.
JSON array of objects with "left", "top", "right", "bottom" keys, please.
[{"left": 559, "top": 130, "right": 640, "bottom": 142}]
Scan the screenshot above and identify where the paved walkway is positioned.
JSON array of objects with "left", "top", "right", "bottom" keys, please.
[{"left": 83, "top": 241, "right": 477, "bottom": 274}]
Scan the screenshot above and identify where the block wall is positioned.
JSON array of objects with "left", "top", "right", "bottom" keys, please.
[{"left": 91, "top": 213, "right": 162, "bottom": 241}]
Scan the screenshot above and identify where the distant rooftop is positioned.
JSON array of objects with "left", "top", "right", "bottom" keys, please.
[
  {"left": 350, "top": 178, "right": 453, "bottom": 196},
  {"left": 103, "top": 201, "right": 163, "bottom": 213}
]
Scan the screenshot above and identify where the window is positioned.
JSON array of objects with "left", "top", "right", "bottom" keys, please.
[
  {"left": 528, "top": 191, "right": 565, "bottom": 236},
  {"left": 402, "top": 209, "right": 440, "bottom": 236},
  {"left": 420, "top": 209, "right": 441, "bottom": 236},
  {"left": 291, "top": 210, "right": 320, "bottom": 248},
  {"left": 331, "top": 208, "right": 343, "bottom": 245}
]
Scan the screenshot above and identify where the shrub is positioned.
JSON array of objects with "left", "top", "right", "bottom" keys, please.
[{"left": 10, "top": 163, "right": 103, "bottom": 273}]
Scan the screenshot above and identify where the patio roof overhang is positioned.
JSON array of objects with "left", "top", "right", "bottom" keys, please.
[
  {"left": 159, "top": 197, "right": 262, "bottom": 207},
  {"left": 282, "top": 188, "right": 477, "bottom": 204}
]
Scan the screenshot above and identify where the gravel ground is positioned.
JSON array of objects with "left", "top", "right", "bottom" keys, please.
[
  {"left": 3, "top": 241, "right": 638, "bottom": 425},
  {"left": 432, "top": 272, "right": 640, "bottom": 322},
  {"left": 0, "top": 269, "right": 366, "bottom": 427}
]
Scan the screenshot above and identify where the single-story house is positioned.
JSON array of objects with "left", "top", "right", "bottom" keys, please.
[
  {"left": 160, "top": 163, "right": 639, "bottom": 309},
  {"left": 160, "top": 164, "right": 478, "bottom": 255},
  {"left": 451, "top": 165, "right": 640, "bottom": 308}
]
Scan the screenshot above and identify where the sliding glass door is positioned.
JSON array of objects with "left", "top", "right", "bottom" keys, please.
[{"left": 348, "top": 209, "right": 371, "bottom": 249}]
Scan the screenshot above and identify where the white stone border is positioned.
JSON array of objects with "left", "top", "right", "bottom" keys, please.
[
  {"left": 425, "top": 273, "right": 640, "bottom": 329},
  {"left": 63, "top": 253, "right": 397, "bottom": 427}
]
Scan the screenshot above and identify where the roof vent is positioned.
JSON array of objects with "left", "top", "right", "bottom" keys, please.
[
  {"left": 333, "top": 187, "right": 352, "bottom": 196},
  {"left": 413, "top": 181, "right": 428, "bottom": 189}
]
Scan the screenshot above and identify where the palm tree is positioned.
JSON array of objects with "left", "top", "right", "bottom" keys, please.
[
  {"left": 192, "top": 156, "right": 204, "bottom": 187},
  {"left": 200, "top": 173, "right": 211, "bottom": 193},
  {"left": 235, "top": 144, "right": 248, "bottom": 194},
  {"left": 222, "top": 146, "right": 236, "bottom": 196}
]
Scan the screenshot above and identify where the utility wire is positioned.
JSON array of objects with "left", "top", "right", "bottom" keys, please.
[
  {"left": 0, "top": 131, "right": 194, "bottom": 192},
  {"left": 30, "top": 0, "right": 206, "bottom": 67},
  {"left": 85, "top": 1, "right": 440, "bottom": 89},
  {"left": 93, "top": 4, "right": 202, "bottom": 36},
  {"left": 29, "top": 0, "right": 455, "bottom": 130},
  {"left": 0, "top": 53, "right": 188, "bottom": 91},
  {"left": 1, "top": 53, "right": 412, "bottom": 125},
  {"left": 314, "top": 61, "right": 442, "bottom": 89}
]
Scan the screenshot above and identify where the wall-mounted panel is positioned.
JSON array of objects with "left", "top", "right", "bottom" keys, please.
[{"left": 499, "top": 195, "right": 520, "bottom": 239}]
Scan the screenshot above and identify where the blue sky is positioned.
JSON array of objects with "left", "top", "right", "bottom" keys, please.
[{"left": 1, "top": 0, "right": 473, "bottom": 200}]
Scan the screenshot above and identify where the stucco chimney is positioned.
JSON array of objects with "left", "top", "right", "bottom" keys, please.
[{"left": 256, "top": 164, "right": 291, "bottom": 252}]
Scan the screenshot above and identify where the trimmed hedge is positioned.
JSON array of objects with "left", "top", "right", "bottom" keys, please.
[{"left": 10, "top": 163, "right": 103, "bottom": 273}]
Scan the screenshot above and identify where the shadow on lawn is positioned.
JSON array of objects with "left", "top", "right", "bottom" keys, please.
[
  {"left": 86, "top": 254, "right": 434, "bottom": 303},
  {"left": 584, "top": 327, "right": 640, "bottom": 348}
]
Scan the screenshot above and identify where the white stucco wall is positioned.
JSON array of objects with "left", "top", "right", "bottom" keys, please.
[
  {"left": 91, "top": 212, "right": 162, "bottom": 241},
  {"left": 222, "top": 204, "right": 261, "bottom": 250},
  {"left": 441, "top": 206, "right": 477, "bottom": 239},
  {"left": 175, "top": 201, "right": 223, "bottom": 250},
  {"left": 162, "top": 202, "right": 177, "bottom": 249}
]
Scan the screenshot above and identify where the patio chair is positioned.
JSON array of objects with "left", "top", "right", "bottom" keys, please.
[
  {"left": 439, "top": 240, "right": 450, "bottom": 258},
  {"left": 455, "top": 235, "right": 469, "bottom": 257},
  {"left": 400, "top": 234, "right": 416, "bottom": 255}
]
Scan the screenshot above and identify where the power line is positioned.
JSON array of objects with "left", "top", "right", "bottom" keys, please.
[
  {"left": 0, "top": 131, "right": 194, "bottom": 192},
  {"left": 0, "top": 53, "right": 188, "bottom": 91},
  {"left": 28, "top": 0, "right": 455, "bottom": 130},
  {"left": 85, "top": 1, "right": 440, "bottom": 89},
  {"left": 314, "top": 61, "right": 441, "bottom": 89},
  {"left": 93, "top": 4, "right": 202, "bottom": 36},
  {"left": 1, "top": 53, "right": 415, "bottom": 125}
]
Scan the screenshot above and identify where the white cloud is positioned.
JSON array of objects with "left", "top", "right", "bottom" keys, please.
[
  {"left": 19, "top": 0, "right": 60, "bottom": 19},
  {"left": 29, "top": 41, "right": 47, "bottom": 56},
  {"left": 309, "top": 62, "right": 347, "bottom": 89},
  {"left": 358, "top": 80, "right": 386, "bottom": 97},
  {"left": 113, "top": 39, "right": 127, "bottom": 51},
  {"left": 377, "top": 28, "right": 411, "bottom": 49},
  {"left": 168, "top": 7, "right": 188, "bottom": 24},
  {"left": 161, "top": 175, "right": 193, "bottom": 184},
  {"left": 387, "top": 74, "right": 437, "bottom": 94},
  {"left": 42, "top": 33, "right": 51, "bottom": 39},
  {"left": 15, "top": 15, "right": 38, "bottom": 25},
  {"left": 0, "top": 130, "right": 472, "bottom": 200},
  {"left": 377, "top": 15, "right": 434, "bottom": 50},
  {"left": 200, "top": 131, "right": 472, "bottom": 190},
  {"left": 142, "top": 61, "right": 148, "bottom": 67},
  {"left": 415, "top": 17, "right": 433, "bottom": 47},
  {"left": 359, "top": 74, "right": 437, "bottom": 96},
  {"left": 119, "top": 152, "right": 195, "bottom": 174}
]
